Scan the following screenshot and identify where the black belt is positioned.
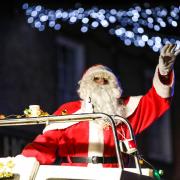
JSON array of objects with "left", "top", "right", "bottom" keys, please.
[{"left": 60, "top": 156, "right": 118, "bottom": 164}]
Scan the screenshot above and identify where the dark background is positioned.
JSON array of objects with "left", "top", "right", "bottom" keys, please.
[{"left": 0, "top": 1, "right": 179, "bottom": 179}]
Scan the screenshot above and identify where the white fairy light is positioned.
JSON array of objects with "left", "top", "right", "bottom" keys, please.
[
  {"left": 125, "top": 31, "right": 134, "bottom": 38},
  {"left": 110, "top": 9, "right": 117, "bottom": 15},
  {"left": 91, "top": 21, "right": 99, "bottom": 28},
  {"left": 138, "top": 39, "right": 145, "bottom": 47},
  {"left": 55, "top": 10, "right": 62, "bottom": 19},
  {"left": 31, "top": 10, "right": 37, "bottom": 17},
  {"left": 100, "top": 19, "right": 109, "bottom": 27},
  {"left": 142, "top": 35, "right": 149, "bottom": 42},
  {"left": 155, "top": 36, "right": 161, "bottom": 43},
  {"left": 159, "top": 21, "right": 166, "bottom": 27},
  {"left": 49, "top": 21, "right": 55, "bottom": 27},
  {"left": 27, "top": 17, "right": 34, "bottom": 23},
  {"left": 69, "top": 16, "right": 77, "bottom": 23},
  {"left": 147, "top": 17, "right": 153, "bottom": 23},
  {"left": 108, "top": 16, "right": 116, "bottom": 23},
  {"left": 78, "top": 8, "right": 84, "bottom": 13},
  {"left": 145, "top": 9, "right": 152, "bottom": 15},
  {"left": 137, "top": 27, "right": 144, "bottom": 34},
  {"left": 115, "top": 28, "right": 126, "bottom": 36},
  {"left": 82, "top": 17, "right": 89, "bottom": 24},
  {"left": 147, "top": 39, "right": 154, "bottom": 46},
  {"left": 172, "top": 20, "right": 178, "bottom": 27}
]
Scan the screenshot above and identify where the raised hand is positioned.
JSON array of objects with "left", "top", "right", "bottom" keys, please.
[{"left": 159, "top": 44, "right": 180, "bottom": 75}]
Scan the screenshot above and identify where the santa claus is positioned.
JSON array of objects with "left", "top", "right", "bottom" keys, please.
[{"left": 21, "top": 44, "right": 179, "bottom": 168}]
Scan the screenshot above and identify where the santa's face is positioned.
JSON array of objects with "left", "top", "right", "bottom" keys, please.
[{"left": 93, "top": 77, "right": 109, "bottom": 85}]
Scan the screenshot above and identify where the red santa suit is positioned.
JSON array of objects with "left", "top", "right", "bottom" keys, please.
[{"left": 21, "top": 65, "right": 174, "bottom": 168}]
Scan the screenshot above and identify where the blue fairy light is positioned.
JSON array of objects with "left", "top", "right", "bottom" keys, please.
[
  {"left": 147, "top": 39, "right": 154, "bottom": 46},
  {"left": 34, "top": 21, "right": 41, "bottom": 28},
  {"left": 35, "top": 5, "right": 42, "bottom": 12},
  {"left": 22, "top": 3, "right": 28, "bottom": 10},
  {"left": 54, "top": 24, "right": 61, "bottom": 30},
  {"left": 40, "top": 14, "right": 48, "bottom": 22},
  {"left": 108, "top": 16, "right": 116, "bottom": 23},
  {"left": 49, "top": 21, "right": 55, "bottom": 27},
  {"left": 62, "top": 12, "right": 68, "bottom": 19},
  {"left": 81, "top": 26, "right": 88, "bottom": 33},
  {"left": 91, "top": 21, "right": 99, "bottom": 28},
  {"left": 152, "top": 45, "right": 159, "bottom": 52},
  {"left": 124, "top": 39, "right": 132, "bottom": 46},
  {"left": 55, "top": 10, "right": 62, "bottom": 19},
  {"left": 147, "top": 23, "right": 154, "bottom": 29},
  {"left": 154, "top": 25, "right": 160, "bottom": 31},
  {"left": 38, "top": 25, "right": 45, "bottom": 31},
  {"left": 25, "top": 8, "right": 32, "bottom": 16}
]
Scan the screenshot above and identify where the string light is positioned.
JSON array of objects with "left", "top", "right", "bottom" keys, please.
[{"left": 22, "top": 3, "right": 180, "bottom": 52}]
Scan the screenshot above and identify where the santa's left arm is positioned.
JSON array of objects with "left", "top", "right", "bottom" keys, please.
[{"left": 128, "top": 44, "right": 180, "bottom": 135}]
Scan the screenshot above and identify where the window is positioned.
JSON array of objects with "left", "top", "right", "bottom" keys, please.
[{"left": 55, "top": 36, "right": 85, "bottom": 105}]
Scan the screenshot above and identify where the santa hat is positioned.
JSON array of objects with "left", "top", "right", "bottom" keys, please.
[{"left": 77, "top": 64, "right": 123, "bottom": 99}]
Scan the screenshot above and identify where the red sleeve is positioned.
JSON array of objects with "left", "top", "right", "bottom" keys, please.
[
  {"left": 22, "top": 130, "right": 64, "bottom": 164},
  {"left": 128, "top": 86, "right": 171, "bottom": 135},
  {"left": 53, "top": 101, "right": 81, "bottom": 115}
]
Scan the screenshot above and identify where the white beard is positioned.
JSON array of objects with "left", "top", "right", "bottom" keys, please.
[{"left": 80, "top": 82, "right": 125, "bottom": 127}]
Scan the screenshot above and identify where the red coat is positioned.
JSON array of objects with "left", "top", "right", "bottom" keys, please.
[{"left": 22, "top": 67, "right": 174, "bottom": 167}]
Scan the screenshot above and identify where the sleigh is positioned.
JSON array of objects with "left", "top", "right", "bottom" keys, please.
[{"left": 0, "top": 113, "right": 155, "bottom": 179}]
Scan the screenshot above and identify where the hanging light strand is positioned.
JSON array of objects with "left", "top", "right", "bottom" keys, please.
[{"left": 22, "top": 3, "right": 180, "bottom": 52}]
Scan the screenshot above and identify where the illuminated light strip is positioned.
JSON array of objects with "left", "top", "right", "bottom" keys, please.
[{"left": 22, "top": 3, "right": 180, "bottom": 52}]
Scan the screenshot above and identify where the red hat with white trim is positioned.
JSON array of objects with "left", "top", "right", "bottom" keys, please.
[{"left": 77, "top": 64, "right": 123, "bottom": 99}]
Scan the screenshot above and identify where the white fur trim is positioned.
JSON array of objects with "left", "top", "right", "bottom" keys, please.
[
  {"left": 43, "top": 122, "right": 78, "bottom": 133},
  {"left": 82, "top": 98, "right": 94, "bottom": 113},
  {"left": 42, "top": 109, "right": 83, "bottom": 133},
  {"left": 43, "top": 95, "right": 143, "bottom": 133},
  {"left": 125, "top": 96, "right": 142, "bottom": 118},
  {"left": 87, "top": 121, "right": 104, "bottom": 167},
  {"left": 43, "top": 100, "right": 95, "bottom": 133},
  {"left": 81, "top": 65, "right": 117, "bottom": 82},
  {"left": 153, "top": 65, "right": 174, "bottom": 98}
]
